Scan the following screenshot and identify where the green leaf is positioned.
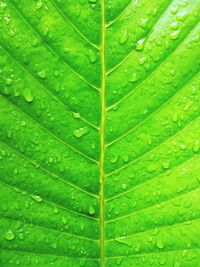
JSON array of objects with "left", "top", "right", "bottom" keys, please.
[{"left": 0, "top": 0, "right": 200, "bottom": 266}]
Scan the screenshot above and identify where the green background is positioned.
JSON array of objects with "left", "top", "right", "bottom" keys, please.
[{"left": 1, "top": 0, "right": 200, "bottom": 266}]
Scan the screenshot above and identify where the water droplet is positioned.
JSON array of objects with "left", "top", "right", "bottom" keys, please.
[
  {"left": 138, "top": 57, "right": 146, "bottom": 65},
  {"left": 4, "top": 229, "right": 15, "bottom": 241},
  {"left": 31, "top": 195, "right": 42, "bottom": 203},
  {"left": 91, "top": 143, "right": 96, "bottom": 150},
  {"left": 88, "top": 206, "right": 95, "bottom": 215},
  {"left": 136, "top": 39, "right": 145, "bottom": 51},
  {"left": 159, "top": 255, "right": 167, "bottom": 265},
  {"left": 73, "top": 112, "right": 81, "bottom": 119},
  {"left": 179, "top": 143, "right": 186, "bottom": 150},
  {"left": 119, "top": 29, "right": 128, "bottom": 45},
  {"left": 110, "top": 154, "right": 119, "bottom": 164},
  {"left": 156, "top": 238, "right": 165, "bottom": 249},
  {"left": 193, "top": 140, "right": 200, "bottom": 152},
  {"left": 162, "top": 161, "right": 170, "bottom": 169},
  {"left": 73, "top": 127, "right": 89, "bottom": 138},
  {"left": 35, "top": 1, "right": 43, "bottom": 9},
  {"left": 171, "top": 112, "right": 178, "bottom": 122},
  {"left": 37, "top": 69, "right": 47, "bottom": 79},
  {"left": 18, "top": 233, "right": 24, "bottom": 240},
  {"left": 171, "top": 5, "right": 178, "bottom": 15},
  {"left": 147, "top": 163, "right": 158, "bottom": 173},
  {"left": 170, "top": 21, "right": 179, "bottom": 30},
  {"left": 170, "top": 30, "right": 180, "bottom": 40},
  {"left": 51, "top": 242, "right": 57, "bottom": 249},
  {"left": 23, "top": 89, "right": 34, "bottom": 103},
  {"left": 88, "top": 50, "right": 97, "bottom": 64},
  {"left": 123, "top": 154, "right": 129, "bottom": 163},
  {"left": 5, "top": 78, "right": 12, "bottom": 85},
  {"left": 53, "top": 207, "right": 59, "bottom": 214},
  {"left": 61, "top": 217, "right": 67, "bottom": 225},
  {"left": 7, "top": 130, "right": 12, "bottom": 138},
  {"left": 8, "top": 28, "right": 16, "bottom": 37},
  {"left": 139, "top": 18, "right": 148, "bottom": 29},
  {"left": 129, "top": 72, "right": 139, "bottom": 83},
  {"left": 121, "top": 184, "right": 127, "bottom": 190}
]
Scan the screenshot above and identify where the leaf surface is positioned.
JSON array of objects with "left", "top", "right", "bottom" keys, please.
[{"left": 1, "top": 0, "right": 200, "bottom": 266}]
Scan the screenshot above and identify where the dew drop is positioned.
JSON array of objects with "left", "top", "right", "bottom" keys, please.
[
  {"left": 139, "top": 18, "right": 148, "bottom": 29},
  {"left": 176, "top": 12, "right": 188, "bottom": 22},
  {"left": 110, "top": 154, "right": 119, "bottom": 164},
  {"left": 170, "top": 30, "right": 180, "bottom": 40},
  {"left": 159, "top": 255, "right": 167, "bottom": 265},
  {"left": 171, "top": 112, "right": 178, "bottom": 122},
  {"left": 62, "top": 217, "right": 67, "bottom": 225},
  {"left": 35, "top": 1, "right": 43, "bottom": 9},
  {"left": 193, "top": 140, "right": 200, "bottom": 152},
  {"left": 156, "top": 238, "right": 165, "bottom": 249},
  {"left": 129, "top": 72, "right": 139, "bottom": 83},
  {"left": 88, "top": 50, "right": 97, "bottom": 64},
  {"left": 170, "top": 21, "right": 179, "bottom": 30},
  {"left": 119, "top": 29, "right": 128, "bottom": 45},
  {"left": 5, "top": 78, "right": 12, "bottom": 85},
  {"left": 162, "top": 161, "right": 170, "bottom": 169},
  {"left": 136, "top": 39, "right": 145, "bottom": 51},
  {"left": 31, "top": 195, "right": 42, "bottom": 203},
  {"left": 23, "top": 89, "right": 34, "bottom": 103},
  {"left": 88, "top": 206, "right": 95, "bottom": 215},
  {"left": 73, "top": 112, "right": 81, "bottom": 119},
  {"left": 37, "top": 69, "right": 47, "bottom": 79},
  {"left": 121, "top": 184, "right": 127, "bottom": 190},
  {"left": 4, "top": 229, "right": 15, "bottom": 241},
  {"left": 123, "top": 154, "right": 129, "bottom": 163},
  {"left": 138, "top": 56, "right": 146, "bottom": 65},
  {"left": 53, "top": 207, "right": 59, "bottom": 214},
  {"left": 171, "top": 5, "right": 178, "bottom": 15},
  {"left": 73, "top": 127, "right": 89, "bottom": 138}
]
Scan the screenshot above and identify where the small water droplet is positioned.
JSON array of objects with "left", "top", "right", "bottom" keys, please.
[
  {"left": 23, "top": 89, "right": 34, "bottom": 103},
  {"left": 119, "top": 29, "right": 128, "bottom": 45},
  {"left": 53, "top": 207, "right": 59, "bottom": 214},
  {"left": 129, "top": 72, "right": 139, "bottom": 83},
  {"left": 4, "top": 229, "right": 15, "bottom": 241},
  {"left": 35, "top": 1, "right": 43, "bottom": 9},
  {"left": 159, "top": 255, "right": 167, "bottom": 265},
  {"left": 73, "top": 127, "right": 89, "bottom": 138},
  {"left": 170, "top": 30, "right": 180, "bottom": 40},
  {"left": 73, "top": 112, "right": 81, "bottom": 119},
  {"left": 110, "top": 154, "right": 119, "bottom": 164},
  {"left": 88, "top": 50, "right": 97, "bottom": 64},
  {"left": 61, "top": 217, "right": 67, "bottom": 225},
  {"left": 123, "top": 154, "right": 129, "bottom": 163},
  {"left": 5, "top": 78, "right": 12, "bottom": 85},
  {"left": 156, "top": 238, "right": 165, "bottom": 249},
  {"left": 170, "top": 21, "right": 179, "bottom": 30},
  {"left": 162, "top": 161, "right": 170, "bottom": 169},
  {"left": 139, "top": 18, "right": 148, "bottom": 29},
  {"left": 193, "top": 140, "right": 200, "bottom": 152},
  {"left": 37, "top": 69, "right": 47, "bottom": 79},
  {"left": 135, "top": 39, "right": 145, "bottom": 51},
  {"left": 121, "top": 184, "right": 127, "bottom": 190},
  {"left": 138, "top": 57, "right": 146, "bottom": 65},
  {"left": 88, "top": 206, "right": 95, "bottom": 215},
  {"left": 31, "top": 195, "right": 42, "bottom": 203},
  {"left": 171, "top": 112, "right": 178, "bottom": 122},
  {"left": 171, "top": 5, "right": 178, "bottom": 15}
]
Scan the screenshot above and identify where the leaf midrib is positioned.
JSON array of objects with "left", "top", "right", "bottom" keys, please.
[{"left": 100, "top": 0, "right": 106, "bottom": 266}]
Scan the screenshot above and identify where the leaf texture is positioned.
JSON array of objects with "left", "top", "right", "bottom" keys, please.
[{"left": 0, "top": 0, "right": 200, "bottom": 266}]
